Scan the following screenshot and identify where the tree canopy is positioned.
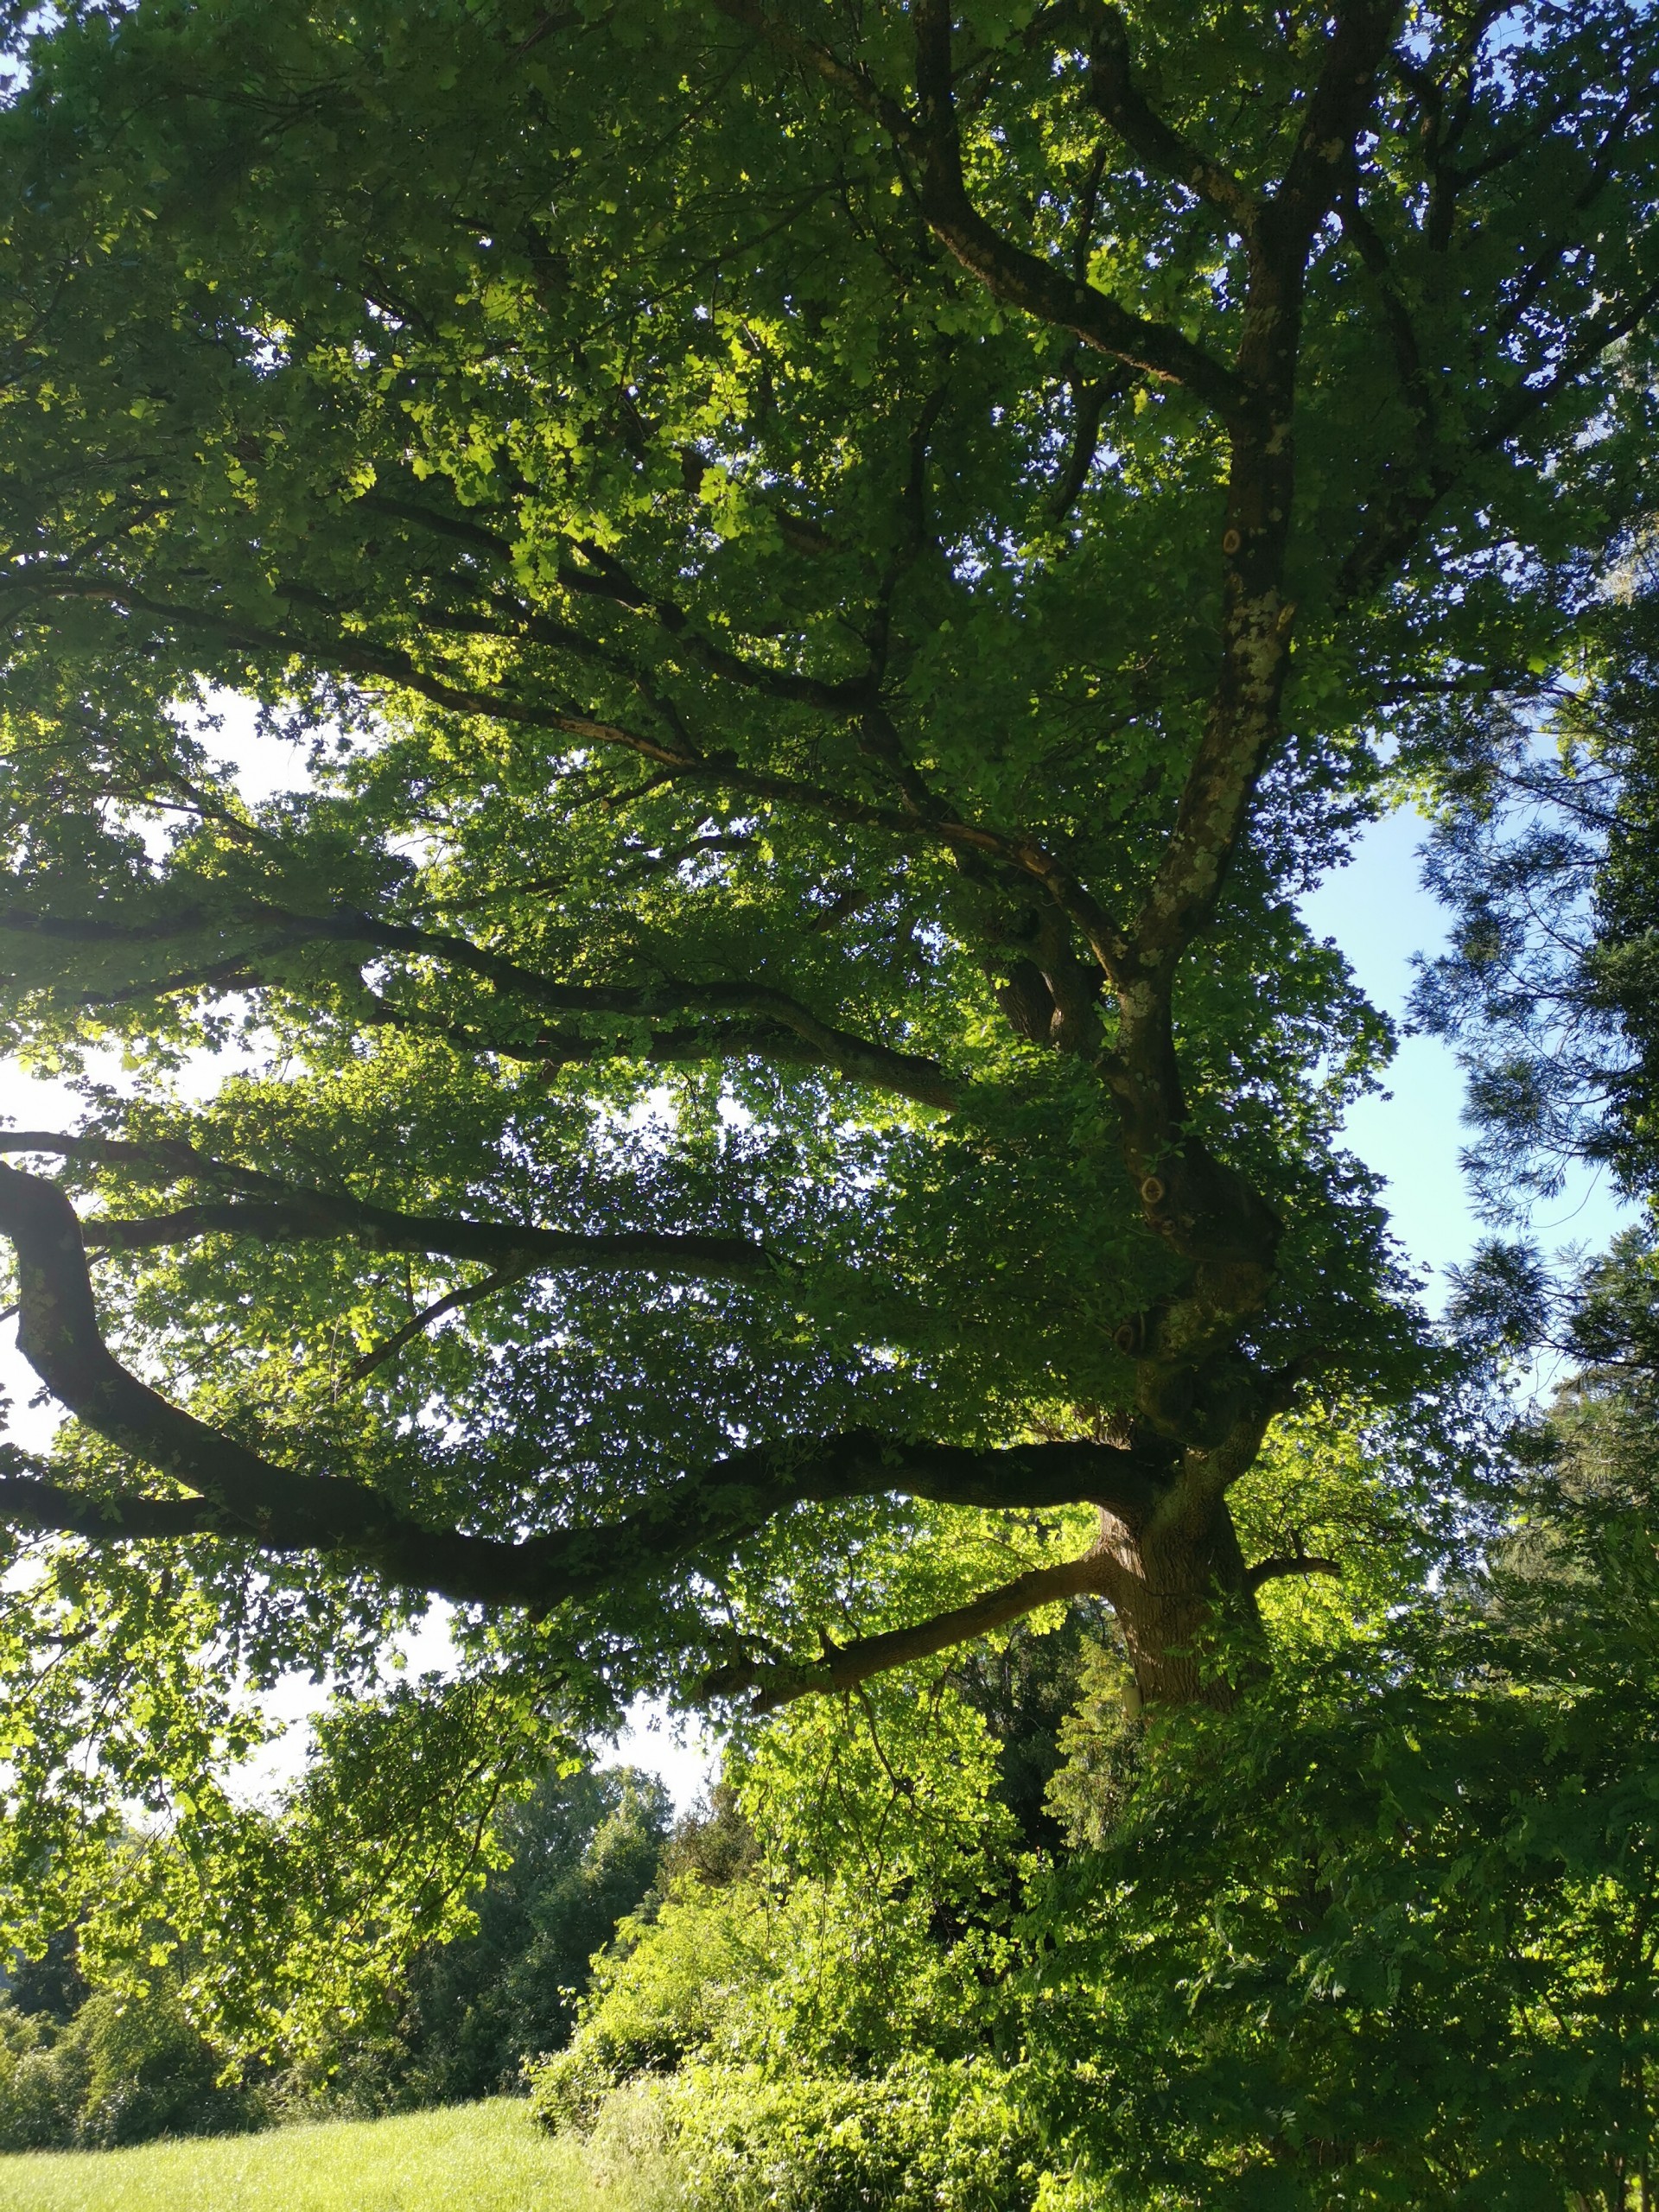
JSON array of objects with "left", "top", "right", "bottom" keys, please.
[{"left": 0, "top": 0, "right": 1656, "bottom": 2010}]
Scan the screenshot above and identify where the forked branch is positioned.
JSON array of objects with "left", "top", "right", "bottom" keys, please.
[
  {"left": 715, "top": 0, "right": 1247, "bottom": 419},
  {"left": 346, "top": 1266, "right": 531, "bottom": 1382},
  {"left": 1080, "top": 3, "right": 1258, "bottom": 232},
  {"left": 0, "top": 888, "right": 961, "bottom": 1109}
]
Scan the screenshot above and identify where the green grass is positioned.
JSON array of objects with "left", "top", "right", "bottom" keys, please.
[{"left": 0, "top": 2097, "right": 675, "bottom": 2212}]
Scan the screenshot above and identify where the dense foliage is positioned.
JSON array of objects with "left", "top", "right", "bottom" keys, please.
[
  {"left": 2, "top": 1360, "right": 1654, "bottom": 2198},
  {"left": 1413, "top": 558, "right": 1659, "bottom": 1224},
  {"left": 295, "top": 1762, "right": 672, "bottom": 2112},
  {"left": 0, "top": 1976, "right": 262, "bottom": 2152},
  {"left": 0, "top": 6, "right": 1655, "bottom": 2190},
  {"left": 514, "top": 1359, "right": 1658, "bottom": 2209}
]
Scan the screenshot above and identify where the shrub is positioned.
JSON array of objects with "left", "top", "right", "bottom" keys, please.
[
  {"left": 0, "top": 1998, "right": 86, "bottom": 2151},
  {"left": 1028, "top": 1634, "right": 1659, "bottom": 2207},
  {"left": 72, "top": 1986, "right": 264, "bottom": 2147},
  {"left": 569, "top": 2058, "right": 1043, "bottom": 2212},
  {"left": 527, "top": 1879, "right": 771, "bottom": 2130},
  {"left": 0, "top": 1981, "right": 263, "bottom": 2151}
]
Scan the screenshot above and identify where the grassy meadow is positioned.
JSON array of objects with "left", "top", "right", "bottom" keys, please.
[{"left": 0, "top": 2098, "right": 672, "bottom": 2212}]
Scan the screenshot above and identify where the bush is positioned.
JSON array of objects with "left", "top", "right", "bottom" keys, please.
[
  {"left": 1028, "top": 1631, "right": 1659, "bottom": 2207},
  {"left": 72, "top": 1986, "right": 264, "bottom": 2148},
  {"left": 567, "top": 2058, "right": 1043, "bottom": 2212},
  {"left": 0, "top": 1998, "right": 85, "bottom": 2151},
  {"left": 527, "top": 1878, "right": 771, "bottom": 2130},
  {"left": 530, "top": 1712, "right": 1052, "bottom": 2204},
  {"left": 0, "top": 1982, "right": 262, "bottom": 2151}
]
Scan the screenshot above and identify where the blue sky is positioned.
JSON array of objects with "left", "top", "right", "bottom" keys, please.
[{"left": 1300, "top": 806, "right": 1631, "bottom": 1304}]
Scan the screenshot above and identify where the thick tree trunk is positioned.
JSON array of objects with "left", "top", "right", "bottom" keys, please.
[{"left": 1094, "top": 1493, "right": 1263, "bottom": 1710}]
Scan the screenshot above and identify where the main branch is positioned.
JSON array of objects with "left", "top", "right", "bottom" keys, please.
[
  {"left": 704, "top": 1543, "right": 1116, "bottom": 1712},
  {"left": 0, "top": 1165, "right": 1166, "bottom": 1618},
  {"left": 0, "top": 1135, "right": 770, "bottom": 1276},
  {"left": 716, "top": 0, "right": 1246, "bottom": 418},
  {"left": 0, "top": 889, "right": 960, "bottom": 1109}
]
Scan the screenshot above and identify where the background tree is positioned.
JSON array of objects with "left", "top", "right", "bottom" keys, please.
[
  {"left": 300, "top": 1763, "right": 673, "bottom": 2113},
  {"left": 0, "top": 1760, "right": 669, "bottom": 2147},
  {"left": 1414, "top": 546, "right": 1659, "bottom": 1217},
  {"left": 0, "top": 0, "right": 1654, "bottom": 2021}
]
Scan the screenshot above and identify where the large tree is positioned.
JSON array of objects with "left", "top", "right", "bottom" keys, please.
[{"left": 0, "top": 0, "right": 1653, "bottom": 1830}]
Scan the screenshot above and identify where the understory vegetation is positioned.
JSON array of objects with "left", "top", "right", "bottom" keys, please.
[
  {"left": 512, "top": 1352, "right": 1659, "bottom": 2211},
  {"left": 0, "top": 1765, "right": 671, "bottom": 2147},
  {"left": 8, "top": 1327, "right": 1659, "bottom": 2205}
]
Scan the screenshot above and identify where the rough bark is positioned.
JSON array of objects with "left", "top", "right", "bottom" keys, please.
[{"left": 1094, "top": 1505, "right": 1263, "bottom": 1709}]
